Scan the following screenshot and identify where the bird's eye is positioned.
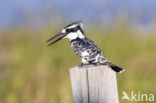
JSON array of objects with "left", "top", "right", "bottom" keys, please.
[
  {"left": 66, "top": 28, "right": 77, "bottom": 33},
  {"left": 66, "top": 29, "right": 70, "bottom": 33}
]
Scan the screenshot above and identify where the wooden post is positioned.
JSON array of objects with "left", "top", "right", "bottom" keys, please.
[{"left": 69, "top": 65, "right": 119, "bottom": 103}]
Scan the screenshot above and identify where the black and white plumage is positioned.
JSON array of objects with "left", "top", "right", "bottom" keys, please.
[
  {"left": 47, "top": 21, "right": 125, "bottom": 73},
  {"left": 71, "top": 37, "right": 107, "bottom": 65}
]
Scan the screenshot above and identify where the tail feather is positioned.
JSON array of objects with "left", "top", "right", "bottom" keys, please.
[{"left": 107, "top": 62, "right": 125, "bottom": 73}]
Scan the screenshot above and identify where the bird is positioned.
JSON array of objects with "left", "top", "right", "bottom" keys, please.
[{"left": 46, "top": 21, "right": 125, "bottom": 73}]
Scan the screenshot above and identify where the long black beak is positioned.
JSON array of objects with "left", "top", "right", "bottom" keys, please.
[{"left": 46, "top": 33, "right": 66, "bottom": 46}]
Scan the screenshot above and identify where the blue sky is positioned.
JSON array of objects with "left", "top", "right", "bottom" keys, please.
[{"left": 0, "top": 0, "right": 156, "bottom": 29}]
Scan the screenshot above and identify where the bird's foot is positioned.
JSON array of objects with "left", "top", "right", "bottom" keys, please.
[{"left": 77, "top": 63, "right": 96, "bottom": 68}]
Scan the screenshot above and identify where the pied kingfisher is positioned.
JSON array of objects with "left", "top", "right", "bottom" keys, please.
[{"left": 46, "top": 21, "right": 125, "bottom": 73}]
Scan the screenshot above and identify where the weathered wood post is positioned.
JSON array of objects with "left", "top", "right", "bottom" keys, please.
[{"left": 69, "top": 65, "right": 119, "bottom": 103}]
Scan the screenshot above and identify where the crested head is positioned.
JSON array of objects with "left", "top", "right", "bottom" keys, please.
[
  {"left": 46, "top": 21, "right": 85, "bottom": 46},
  {"left": 61, "top": 21, "right": 85, "bottom": 40},
  {"left": 64, "top": 21, "right": 83, "bottom": 29}
]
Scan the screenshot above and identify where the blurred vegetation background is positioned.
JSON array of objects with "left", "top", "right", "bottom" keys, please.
[{"left": 0, "top": 0, "right": 156, "bottom": 103}]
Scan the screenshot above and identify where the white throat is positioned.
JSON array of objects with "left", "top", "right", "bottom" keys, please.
[{"left": 64, "top": 30, "right": 85, "bottom": 41}]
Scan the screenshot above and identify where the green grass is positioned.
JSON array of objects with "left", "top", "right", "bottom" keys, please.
[{"left": 0, "top": 24, "right": 156, "bottom": 103}]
